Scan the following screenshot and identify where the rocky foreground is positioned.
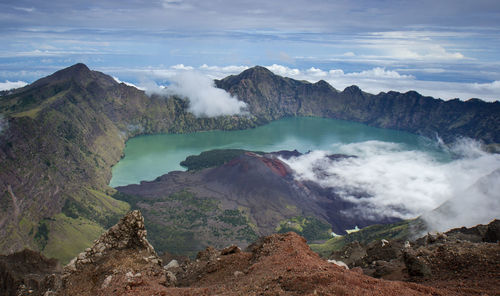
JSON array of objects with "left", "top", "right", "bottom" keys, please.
[
  {"left": 329, "top": 220, "right": 500, "bottom": 295},
  {"left": 1, "top": 210, "right": 499, "bottom": 296}
]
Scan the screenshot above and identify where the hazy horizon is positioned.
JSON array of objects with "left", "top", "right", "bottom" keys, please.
[{"left": 1, "top": 1, "right": 499, "bottom": 101}]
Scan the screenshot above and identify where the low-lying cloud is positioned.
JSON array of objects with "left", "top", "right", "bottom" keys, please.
[
  {"left": 0, "top": 80, "right": 28, "bottom": 91},
  {"left": 112, "top": 76, "right": 144, "bottom": 90},
  {"left": 144, "top": 71, "right": 247, "bottom": 117},
  {"left": 281, "top": 139, "right": 500, "bottom": 231},
  {"left": 105, "top": 64, "right": 500, "bottom": 102},
  {"left": 421, "top": 168, "right": 500, "bottom": 233}
]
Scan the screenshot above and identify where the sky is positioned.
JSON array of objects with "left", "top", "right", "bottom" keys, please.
[{"left": 1, "top": 0, "right": 500, "bottom": 101}]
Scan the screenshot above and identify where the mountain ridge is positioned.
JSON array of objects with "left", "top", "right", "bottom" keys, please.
[
  {"left": 0, "top": 64, "right": 258, "bottom": 262},
  {"left": 216, "top": 65, "right": 500, "bottom": 144},
  {"left": 0, "top": 63, "right": 499, "bottom": 262}
]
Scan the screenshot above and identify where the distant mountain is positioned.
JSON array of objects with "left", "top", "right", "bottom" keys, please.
[
  {"left": 0, "top": 63, "right": 498, "bottom": 263},
  {"left": 216, "top": 66, "right": 500, "bottom": 144}
]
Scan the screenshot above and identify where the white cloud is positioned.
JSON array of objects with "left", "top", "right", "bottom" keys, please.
[
  {"left": 0, "top": 80, "right": 28, "bottom": 91},
  {"left": 112, "top": 76, "right": 144, "bottom": 90},
  {"left": 12, "top": 6, "right": 35, "bottom": 12},
  {"left": 148, "top": 71, "right": 247, "bottom": 117},
  {"left": 362, "top": 31, "right": 467, "bottom": 62},
  {"left": 102, "top": 63, "right": 500, "bottom": 102},
  {"left": 198, "top": 64, "right": 249, "bottom": 78},
  {"left": 345, "top": 67, "right": 413, "bottom": 79},
  {"left": 265, "top": 64, "right": 301, "bottom": 77},
  {"left": 386, "top": 45, "right": 464, "bottom": 61},
  {"left": 422, "top": 168, "right": 500, "bottom": 233},
  {"left": 161, "top": 0, "right": 192, "bottom": 9},
  {"left": 281, "top": 139, "right": 500, "bottom": 226},
  {"left": 306, "top": 67, "right": 327, "bottom": 77},
  {"left": 470, "top": 80, "right": 500, "bottom": 92},
  {"left": 171, "top": 64, "right": 194, "bottom": 70}
]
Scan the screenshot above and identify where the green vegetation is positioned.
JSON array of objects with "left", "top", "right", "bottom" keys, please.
[
  {"left": 180, "top": 149, "right": 264, "bottom": 171},
  {"left": 146, "top": 223, "right": 200, "bottom": 258},
  {"left": 42, "top": 213, "right": 105, "bottom": 263},
  {"left": 277, "top": 216, "right": 332, "bottom": 241},
  {"left": 61, "top": 189, "right": 130, "bottom": 229},
  {"left": 114, "top": 190, "right": 257, "bottom": 257},
  {"left": 310, "top": 220, "right": 411, "bottom": 258},
  {"left": 217, "top": 209, "right": 248, "bottom": 226},
  {"left": 34, "top": 220, "right": 50, "bottom": 250}
]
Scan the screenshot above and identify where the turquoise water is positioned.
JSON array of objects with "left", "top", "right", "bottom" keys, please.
[{"left": 110, "top": 117, "right": 446, "bottom": 187}]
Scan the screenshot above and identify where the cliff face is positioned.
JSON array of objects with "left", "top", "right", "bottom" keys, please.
[{"left": 216, "top": 66, "right": 500, "bottom": 144}]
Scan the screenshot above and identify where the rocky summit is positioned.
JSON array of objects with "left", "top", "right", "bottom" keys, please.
[
  {"left": 216, "top": 66, "right": 500, "bottom": 144},
  {"left": 64, "top": 210, "right": 159, "bottom": 273},
  {"left": 3, "top": 210, "right": 484, "bottom": 296},
  {"left": 58, "top": 210, "right": 165, "bottom": 296},
  {"left": 329, "top": 220, "right": 500, "bottom": 295}
]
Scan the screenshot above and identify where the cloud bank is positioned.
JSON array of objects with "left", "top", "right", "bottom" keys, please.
[
  {"left": 146, "top": 70, "right": 247, "bottom": 117},
  {"left": 104, "top": 64, "right": 500, "bottom": 102},
  {"left": 281, "top": 139, "right": 500, "bottom": 230},
  {"left": 0, "top": 80, "right": 28, "bottom": 91},
  {"left": 421, "top": 168, "right": 500, "bottom": 233}
]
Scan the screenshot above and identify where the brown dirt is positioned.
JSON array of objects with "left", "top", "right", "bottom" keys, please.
[
  {"left": 330, "top": 221, "right": 500, "bottom": 296},
  {"left": 410, "top": 241, "right": 500, "bottom": 295},
  {"left": 61, "top": 232, "right": 456, "bottom": 296},
  {"left": 0, "top": 249, "right": 61, "bottom": 296}
]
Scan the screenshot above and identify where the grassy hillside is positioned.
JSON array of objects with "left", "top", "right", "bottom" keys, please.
[
  {"left": 0, "top": 64, "right": 259, "bottom": 262},
  {"left": 310, "top": 220, "right": 412, "bottom": 258}
]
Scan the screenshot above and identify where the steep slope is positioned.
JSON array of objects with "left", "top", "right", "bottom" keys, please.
[
  {"left": 0, "top": 64, "right": 257, "bottom": 262},
  {"left": 216, "top": 66, "right": 500, "bottom": 144}
]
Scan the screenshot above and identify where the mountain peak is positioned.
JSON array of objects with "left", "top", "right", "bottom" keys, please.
[
  {"left": 27, "top": 63, "right": 93, "bottom": 89},
  {"left": 65, "top": 63, "right": 91, "bottom": 73},
  {"left": 64, "top": 210, "right": 159, "bottom": 273},
  {"left": 342, "top": 85, "right": 362, "bottom": 95},
  {"left": 28, "top": 63, "right": 119, "bottom": 91},
  {"left": 49, "top": 63, "right": 92, "bottom": 81},
  {"left": 239, "top": 65, "right": 275, "bottom": 79}
]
